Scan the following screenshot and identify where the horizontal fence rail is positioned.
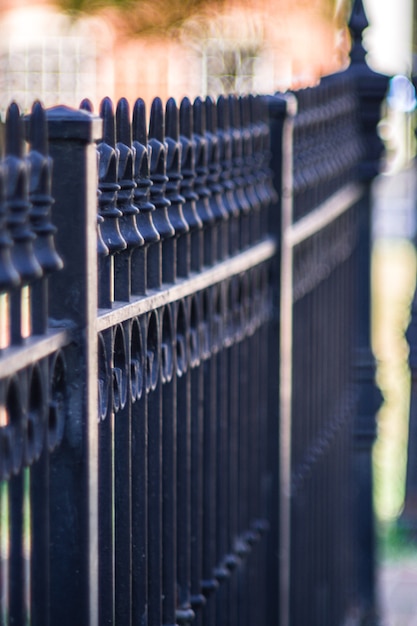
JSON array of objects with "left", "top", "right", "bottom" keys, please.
[{"left": 0, "top": 2, "right": 388, "bottom": 624}]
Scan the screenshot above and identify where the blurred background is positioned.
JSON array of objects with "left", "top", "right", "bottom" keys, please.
[{"left": 0, "top": 0, "right": 354, "bottom": 113}]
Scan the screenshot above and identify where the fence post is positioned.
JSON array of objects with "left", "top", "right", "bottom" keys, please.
[
  {"left": 45, "top": 106, "right": 102, "bottom": 626},
  {"left": 267, "top": 92, "right": 297, "bottom": 626},
  {"left": 346, "top": 0, "right": 388, "bottom": 620},
  {"left": 402, "top": 85, "right": 417, "bottom": 536},
  {"left": 403, "top": 282, "right": 417, "bottom": 533}
]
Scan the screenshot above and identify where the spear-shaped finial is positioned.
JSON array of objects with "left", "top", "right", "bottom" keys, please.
[
  {"left": 80, "top": 98, "right": 94, "bottom": 113},
  {"left": 349, "top": 0, "right": 368, "bottom": 64},
  {"left": 100, "top": 97, "right": 116, "bottom": 148},
  {"left": 28, "top": 100, "right": 48, "bottom": 155},
  {"left": 27, "top": 100, "right": 64, "bottom": 275},
  {"left": 180, "top": 97, "right": 193, "bottom": 139},
  {"left": 149, "top": 97, "right": 165, "bottom": 142},
  {"left": 132, "top": 97, "right": 159, "bottom": 249},
  {"left": 116, "top": 97, "right": 132, "bottom": 147},
  {"left": 6, "top": 102, "right": 23, "bottom": 158},
  {"left": 228, "top": 93, "right": 239, "bottom": 131},
  {"left": 166, "top": 97, "right": 179, "bottom": 141},
  {"left": 193, "top": 96, "right": 206, "bottom": 136},
  {"left": 205, "top": 95, "right": 217, "bottom": 133},
  {"left": 133, "top": 98, "right": 148, "bottom": 147},
  {"left": 216, "top": 95, "right": 229, "bottom": 131}
]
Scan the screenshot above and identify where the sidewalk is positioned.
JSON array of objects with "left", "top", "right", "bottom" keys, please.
[{"left": 378, "top": 556, "right": 417, "bottom": 626}]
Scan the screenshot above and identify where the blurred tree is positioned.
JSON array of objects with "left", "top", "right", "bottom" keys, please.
[
  {"left": 56, "top": 0, "right": 226, "bottom": 35},
  {"left": 56, "top": 0, "right": 347, "bottom": 37}
]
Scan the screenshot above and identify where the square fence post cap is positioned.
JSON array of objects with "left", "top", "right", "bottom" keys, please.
[
  {"left": 46, "top": 105, "right": 103, "bottom": 142},
  {"left": 268, "top": 94, "right": 297, "bottom": 119}
]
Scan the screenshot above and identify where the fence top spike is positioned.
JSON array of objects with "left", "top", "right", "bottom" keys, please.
[
  {"left": 216, "top": 95, "right": 229, "bottom": 130},
  {"left": 100, "top": 97, "right": 116, "bottom": 148},
  {"left": 116, "top": 97, "right": 132, "bottom": 146},
  {"left": 205, "top": 96, "right": 217, "bottom": 133},
  {"left": 29, "top": 100, "right": 48, "bottom": 155},
  {"left": 149, "top": 97, "right": 165, "bottom": 142},
  {"left": 349, "top": 0, "right": 368, "bottom": 61},
  {"left": 165, "top": 97, "right": 179, "bottom": 141},
  {"left": 239, "top": 95, "right": 249, "bottom": 126},
  {"left": 255, "top": 94, "right": 267, "bottom": 122},
  {"left": 228, "top": 93, "right": 240, "bottom": 128},
  {"left": 133, "top": 98, "right": 147, "bottom": 146},
  {"left": 349, "top": 0, "right": 369, "bottom": 38},
  {"left": 180, "top": 96, "right": 192, "bottom": 138},
  {"left": 6, "top": 102, "right": 23, "bottom": 158},
  {"left": 248, "top": 93, "right": 256, "bottom": 122},
  {"left": 193, "top": 96, "right": 206, "bottom": 135},
  {"left": 80, "top": 98, "right": 94, "bottom": 113}
]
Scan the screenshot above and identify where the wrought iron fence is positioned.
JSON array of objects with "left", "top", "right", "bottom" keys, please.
[{"left": 0, "top": 1, "right": 387, "bottom": 625}]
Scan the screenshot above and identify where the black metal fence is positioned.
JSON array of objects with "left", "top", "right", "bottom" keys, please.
[{"left": 0, "top": 1, "right": 387, "bottom": 625}]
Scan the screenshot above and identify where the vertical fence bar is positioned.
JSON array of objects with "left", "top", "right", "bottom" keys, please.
[
  {"left": 269, "top": 93, "right": 296, "bottom": 626},
  {"left": 166, "top": 98, "right": 188, "bottom": 285},
  {"left": 25, "top": 101, "right": 64, "bottom": 626},
  {"left": 200, "top": 288, "right": 219, "bottom": 626},
  {"left": 265, "top": 94, "right": 285, "bottom": 626},
  {"left": 148, "top": 99, "right": 172, "bottom": 290},
  {"left": 114, "top": 322, "right": 132, "bottom": 626},
  {"left": 193, "top": 98, "right": 215, "bottom": 269},
  {"left": 214, "top": 283, "right": 230, "bottom": 624},
  {"left": 114, "top": 98, "right": 144, "bottom": 302},
  {"left": 346, "top": 1, "right": 387, "bottom": 619},
  {"left": 147, "top": 309, "right": 163, "bottom": 626},
  {"left": 229, "top": 95, "right": 250, "bottom": 251},
  {"left": 217, "top": 96, "right": 239, "bottom": 257},
  {"left": 9, "top": 446, "right": 25, "bottom": 626},
  {"left": 6, "top": 103, "right": 42, "bottom": 346},
  {"left": 160, "top": 304, "right": 178, "bottom": 626},
  {"left": 404, "top": 284, "right": 417, "bottom": 532},
  {"left": 46, "top": 105, "right": 101, "bottom": 626},
  {"left": 189, "top": 295, "right": 206, "bottom": 620},
  {"left": 132, "top": 98, "right": 159, "bottom": 297},
  {"left": 2, "top": 104, "right": 35, "bottom": 626},
  {"left": 176, "top": 300, "right": 195, "bottom": 625},
  {"left": 95, "top": 98, "right": 125, "bottom": 309},
  {"left": 256, "top": 95, "right": 278, "bottom": 239},
  {"left": 131, "top": 316, "right": 148, "bottom": 626},
  {"left": 180, "top": 98, "right": 202, "bottom": 275},
  {"left": 205, "top": 98, "right": 228, "bottom": 263},
  {"left": 30, "top": 424, "right": 50, "bottom": 626},
  {"left": 98, "top": 328, "right": 115, "bottom": 625},
  {"left": 27, "top": 101, "right": 63, "bottom": 335}
]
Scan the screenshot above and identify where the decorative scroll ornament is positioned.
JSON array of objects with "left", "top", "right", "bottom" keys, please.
[
  {"left": 5, "top": 102, "right": 42, "bottom": 284},
  {"left": 116, "top": 97, "right": 144, "bottom": 250},
  {"left": 132, "top": 98, "right": 159, "bottom": 246},
  {"left": 165, "top": 98, "right": 188, "bottom": 239},
  {"left": 27, "top": 101, "right": 63, "bottom": 275},
  {"left": 97, "top": 97, "right": 127, "bottom": 255},
  {"left": 148, "top": 97, "right": 175, "bottom": 243}
]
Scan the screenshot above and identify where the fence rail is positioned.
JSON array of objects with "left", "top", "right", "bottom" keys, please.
[{"left": 0, "top": 1, "right": 387, "bottom": 625}]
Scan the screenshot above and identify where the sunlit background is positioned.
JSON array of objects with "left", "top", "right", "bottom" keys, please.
[{"left": 0, "top": 0, "right": 355, "bottom": 113}]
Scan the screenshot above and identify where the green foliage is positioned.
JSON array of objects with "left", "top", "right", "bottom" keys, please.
[
  {"left": 377, "top": 520, "right": 417, "bottom": 562},
  {"left": 56, "top": 0, "right": 133, "bottom": 14}
]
